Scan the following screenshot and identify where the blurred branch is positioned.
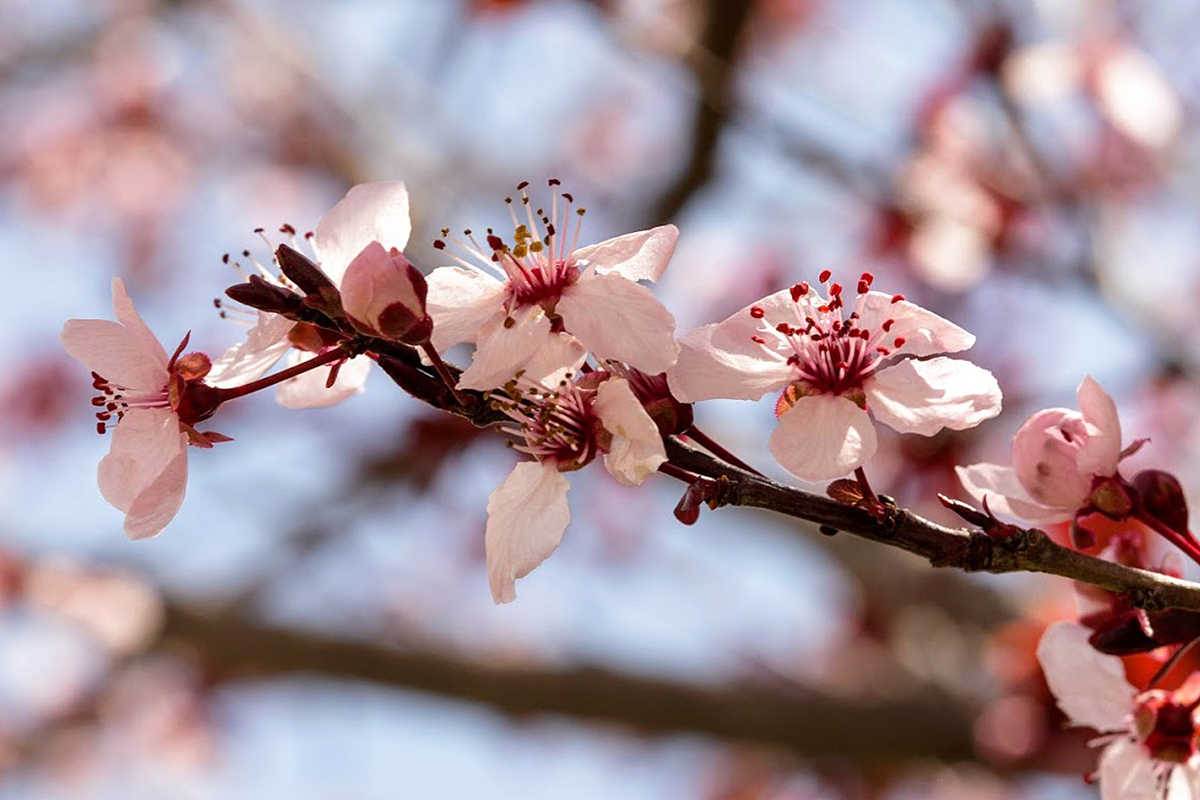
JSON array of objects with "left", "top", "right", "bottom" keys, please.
[
  {"left": 650, "top": 0, "right": 755, "bottom": 224},
  {"left": 666, "top": 438, "right": 1200, "bottom": 613},
  {"left": 159, "top": 599, "right": 977, "bottom": 764}
]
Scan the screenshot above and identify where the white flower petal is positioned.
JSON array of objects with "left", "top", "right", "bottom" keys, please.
[
  {"left": 866, "top": 357, "right": 1001, "bottom": 436},
  {"left": 1098, "top": 739, "right": 1159, "bottom": 800},
  {"left": 859, "top": 291, "right": 975, "bottom": 357},
  {"left": 313, "top": 182, "right": 411, "bottom": 284},
  {"left": 594, "top": 378, "right": 666, "bottom": 485},
  {"left": 1076, "top": 375, "right": 1123, "bottom": 477},
  {"left": 275, "top": 352, "right": 371, "bottom": 409},
  {"left": 955, "top": 463, "right": 1073, "bottom": 523},
  {"left": 207, "top": 312, "right": 293, "bottom": 388},
  {"left": 457, "top": 308, "right": 553, "bottom": 391},
  {"left": 557, "top": 272, "right": 679, "bottom": 374},
  {"left": 1037, "top": 621, "right": 1136, "bottom": 734},
  {"left": 485, "top": 461, "right": 571, "bottom": 604},
  {"left": 769, "top": 394, "right": 878, "bottom": 482},
  {"left": 97, "top": 408, "right": 188, "bottom": 538},
  {"left": 571, "top": 224, "right": 678, "bottom": 282},
  {"left": 520, "top": 332, "right": 587, "bottom": 388},
  {"left": 425, "top": 266, "right": 507, "bottom": 354}
]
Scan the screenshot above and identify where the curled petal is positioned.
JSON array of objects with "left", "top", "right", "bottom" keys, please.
[
  {"left": 866, "top": 357, "right": 1001, "bottom": 436},
  {"left": 1013, "top": 408, "right": 1093, "bottom": 509},
  {"left": 96, "top": 408, "right": 188, "bottom": 539},
  {"left": 313, "top": 182, "right": 411, "bottom": 284},
  {"left": 769, "top": 394, "right": 878, "bottom": 482},
  {"left": 485, "top": 461, "right": 571, "bottom": 604},
  {"left": 571, "top": 224, "right": 678, "bottom": 282},
  {"left": 954, "top": 463, "right": 1073, "bottom": 524},
  {"left": 340, "top": 242, "right": 428, "bottom": 340},
  {"left": 1036, "top": 621, "right": 1135, "bottom": 733},
  {"left": 859, "top": 291, "right": 975, "bottom": 357},
  {"left": 207, "top": 312, "right": 293, "bottom": 388},
  {"left": 457, "top": 308, "right": 553, "bottom": 391},
  {"left": 1076, "top": 375, "right": 1123, "bottom": 477},
  {"left": 276, "top": 352, "right": 372, "bottom": 409},
  {"left": 557, "top": 272, "right": 679, "bottom": 374},
  {"left": 594, "top": 378, "right": 666, "bottom": 485},
  {"left": 425, "top": 266, "right": 507, "bottom": 353}
]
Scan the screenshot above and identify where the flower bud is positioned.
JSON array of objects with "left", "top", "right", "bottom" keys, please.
[{"left": 340, "top": 241, "right": 432, "bottom": 344}]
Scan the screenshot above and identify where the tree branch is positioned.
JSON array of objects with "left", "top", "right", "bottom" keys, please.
[
  {"left": 159, "top": 600, "right": 977, "bottom": 764},
  {"left": 665, "top": 438, "right": 1200, "bottom": 613}
]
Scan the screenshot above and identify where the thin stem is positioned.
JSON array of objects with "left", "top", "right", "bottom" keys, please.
[
  {"left": 215, "top": 347, "right": 347, "bottom": 402},
  {"left": 1135, "top": 511, "right": 1200, "bottom": 570},
  {"left": 419, "top": 342, "right": 471, "bottom": 408},
  {"left": 1149, "top": 636, "right": 1200, "bottom": 689},
  {"left": 686, "top": 426, "right": 763, "bottom": 476},
  {"left": 854, "top": 467, "right": 878, "bottom": 504},
  {"left": 658, "top": 461, "right": 704, "bottom": 483}
]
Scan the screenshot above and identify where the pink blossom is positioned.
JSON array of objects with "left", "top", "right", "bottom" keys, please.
[
  {"left": 666, "top": 273, "right": 1001, "bottom": 482},
  {"left": 425, "top": 181, "right": 679, "bottom": 391},
  {"left": 214, "top": 181, "right": 413, "bottom": 408},
  {"left": 61, "top": 279, "right": 232, "bottom": 539},
  {"left": 484, "top": 373, "right": 667, "bottom": 603},
  {"left": 339, "top": 241, "right": 431, "bottom": 344},
  {"left": 957, "top": 376, "right": 1125, "bottom": 523},
  {"left": 1037, "top": 621, "right": 1200, "bottom": 799}
]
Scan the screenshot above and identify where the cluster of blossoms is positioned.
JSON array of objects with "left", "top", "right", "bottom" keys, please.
[{"left": 63, "top": 180, "right": 1200, "bottom": 795}]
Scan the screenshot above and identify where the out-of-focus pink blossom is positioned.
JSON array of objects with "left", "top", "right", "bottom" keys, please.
[
  {"left": 425, "top": 181, "right": 679, "bottom": 390},
  {"left": 958, "top": 376, "right": 1124, "bottom": 523},
  {"left": 667, "top": 273, "right": 1001, "bottom": 482},
  {"left": 1037, "top": 621, "right": 1200, "bottom": 799},
  {"left": 485, "top": 374, "right": 666, "bottom": 603}
]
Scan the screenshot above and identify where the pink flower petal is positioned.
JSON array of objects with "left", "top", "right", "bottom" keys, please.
[
  {"left": 1036, "top": 621, "right": 1135, "bottom": 733},
  {"left": 1013, "top": 408, "right": 1094, "bottom": 509},
  {"left": 865, "top": 356, "right": 1001, "bottom": 436},
  {"left": 557, "top": 272, "right": 679, "bottom": 374},
  {"left": 340, "top": 242, "right": 427, "bottom": 338},
  {"left": 96, "top": 408, "right": 188, "bottom": 538},
  {"left": 313, "top": 182, "right": 411, "bottom": 285},
  {"left": 859, "top": 291, "right": 975, "bottom": 357},
  {"left": 520, "top": 332, "right": 587, "bottom": 388},
  {"left": 666, "top": 290, "right": 802, "bottom": 402},
  {"left": 594, "top": 378, "right": 666, "bottom": 485},
  {"left": 1098, "top": 739, "right": 1158, "bottom": 800},
  {"left": 110, "top": 278, "right": 170, "bottom": 365},
  {"left": 425, "top": 266, "right": 507, "bottom": 354},
  {"left": 1076, "top": 375, "right": 1123, "bottom": 477},
  {"left": 570, "top": 224, "right": 679, "bottom": 282},
  {"left": 954, "top": 463, "right": 1073, "bottom": 523},
  {"left": 485, "top": 461, "right": 571, "bottom": 604},
  {"left": 61, "top": 319, "right": 168, "bottom": 392},
  {"left": 457, "top": 308, "right": 554, "bottom": 391},
  {"left": 769, "top": 394, "right": 878, "bottom": 482},
  {"left": 207, "top": 312, "right": 293, "bottom": 388},
  {"left": 275, "top": 352, "right": 372, "bottom": 409}
]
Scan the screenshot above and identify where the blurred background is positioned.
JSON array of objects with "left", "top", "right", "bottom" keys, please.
[{"left": 3, "top": 0, "right": 1200, "bottom": 796}]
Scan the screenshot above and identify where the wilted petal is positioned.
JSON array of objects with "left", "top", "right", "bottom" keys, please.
[
  {"left": 458, "top": 308, "right": 553, "bottom": 391},
  {"left": 1076, "top": 375, "right": 1123, "bottom": 478},
  {"left": 207, "top": 312, "right": 293, "bottom": 388},
  {"left": 594, "top": 378, "right": 666, "bottom": 485},
  {"left": 557, "top": 272, "right": 678, "bottom": 374},
  {"left": 276, "top": 352, "right": 372, "bottom": 409},
  {"left": 769, "top": 394, "right": 878, "bottom": 482},
  {"left": 97, "top": 408, "right": 188, "bottom": 537},
  {"left": 485, "top": 461, "right": 571, "bottom": 604},
  {"left": 1098, "top": 739, "right": 1159, "bottom": 800},
  {"left": 866, "top": 357, "right": 1001, "bottom": 436},
  {"left": 1037, "top": 621, "right": 1136, "bottom": 733},
  {"left": 425, "top": 266, "right": 507, "bottom": 353},
  {"left": 955, "top": 463, "right": 1073, "bottom": 523},
  {"left": 858, "top": 291, "right": 975, "bottom": 357},
  {"left": 571, "top": 224, "right": 678, "bottom": 282},
  {"left": 313, "top": 182, "right": 411, "bottom": 284}
]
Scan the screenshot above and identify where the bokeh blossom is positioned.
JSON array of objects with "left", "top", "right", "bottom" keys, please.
[{"left": 667, "top": 272, "right": 1001, "bottom": 481}]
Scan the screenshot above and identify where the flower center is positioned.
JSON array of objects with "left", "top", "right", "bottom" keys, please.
[
  {"left": 1134, "top": 691, "right": 1200, "bottom": 765},
  {"left": 488, "top": 373, "right": 605, "bottom": 472},
  {"left": 433, "top": 179, "right": 587, "bottom": 313},
  {"left": 748, "top": 271, "right": 908, "bottom": 409}
]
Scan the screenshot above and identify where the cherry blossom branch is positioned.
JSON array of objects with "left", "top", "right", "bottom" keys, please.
[{"left": 662, "top": 438, "right": 1200, "bottom": 613}]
